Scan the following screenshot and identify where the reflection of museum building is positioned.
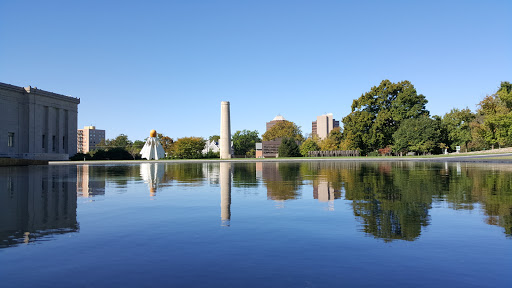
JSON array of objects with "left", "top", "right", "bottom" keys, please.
[{"left": 0, "top": 166, "right": 78, "bottom": 247}]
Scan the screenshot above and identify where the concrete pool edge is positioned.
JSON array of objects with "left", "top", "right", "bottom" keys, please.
[{"left": 48, "top": 153, "right": 512, "bottom": 165}]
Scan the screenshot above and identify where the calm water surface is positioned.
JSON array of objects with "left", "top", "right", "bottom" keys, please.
[{"left": 1, "top": 161, "right": 511, "bottom": 287}]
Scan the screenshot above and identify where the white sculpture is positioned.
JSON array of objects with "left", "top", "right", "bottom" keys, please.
[{"left": 140, "top": 130, "right": 165, "bottom": 160}]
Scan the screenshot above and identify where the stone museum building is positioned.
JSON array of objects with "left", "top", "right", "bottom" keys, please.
[{"left": 0, "top": 82, "right": 80, "bottom": 160}]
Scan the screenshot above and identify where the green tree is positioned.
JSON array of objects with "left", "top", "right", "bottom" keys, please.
[
  {"left": 127, "top": 140, "right": 145, "bottom": 159},
  {"left": 209, "top": 135, "right": 220, "bottom": 142},
  {"left": 474, "top": 82, "right": 512, "bottom": 149},
  {"left": 171, "top": 137, "right": 206, "bottom": 159},
  {"left": 319, "top": 127, "right": 343, "bottom": 151},
  {"left": 393, "top": 116, "right": 442, "bottom": 154},
  {"left": 92, "top": 134, "right": 133, "bottom": 160},
  {"left": 342, "top": 80, "right": 429, "bottom": 154},
  {"left": 442, "top": 108, "right": 475, "bottom": 152},
  {"left": 232, "top": 130, "right": 261, "bottom": 156},
  {"left": 496, "top": 81, "right": 512, "bottom": 108},
  {"left": 157, "top": 133, "right": 174, "bottom": 155},
  {"left": 300, "top": 138, "right": 320, "bottom": 157},
  {"left": 278, "top": 137, "right": 301, "bottom": 157},
  {"left": 262, "top": 120, "right": 304, "bottom": 142},
  {"left": 109, "top": 134, "right": 132, "bottom": 148}
]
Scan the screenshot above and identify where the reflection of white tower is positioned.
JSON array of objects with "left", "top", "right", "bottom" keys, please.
[
  {"left": 140, "top": 163, "right": 164, "bottom": 197},
  {"left": 220, "top": 162, "right": 232, "bottom": 226},
  {"left": 220, "top": 101, "right": 232, "bottom": 159}
]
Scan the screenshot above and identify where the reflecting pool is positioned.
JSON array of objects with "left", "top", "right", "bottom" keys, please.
[{"left": 1, "top": 161, "right": 511, "bottom": 287}]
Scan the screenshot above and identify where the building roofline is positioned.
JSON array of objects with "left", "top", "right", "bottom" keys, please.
[{"left": 0, "top": 82, "right": 80, "bottom": 104}]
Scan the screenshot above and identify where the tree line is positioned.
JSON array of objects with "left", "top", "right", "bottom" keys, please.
[
  {"left": 71, "top": 131, "right": 262, "bottom": 160},
  {"left": 264, "top": 80, "right": 512, "bottom": 156},
  {"left": 72, "top": 79, "right": 511, "bottom": 160},
  {"left": 72, "top": 133, "right": 212, "bottom": 160}
]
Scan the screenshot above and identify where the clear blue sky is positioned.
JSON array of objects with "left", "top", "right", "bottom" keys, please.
[{"left": 1, "top": 0, "right": 510, "bottom": 141}]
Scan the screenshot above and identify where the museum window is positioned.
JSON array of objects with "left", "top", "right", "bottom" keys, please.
[
  {"left": 62, "top": 136, "right": 65, "bottom": 149},
  {"left": 52, "top": 135, "right": 56, "bottom": 151},
  {"left": 42, "top": 135, "right": 46, "bottom": 148},
  {"left": 8, "top": 132, "right": 14, "bottom": 147}
]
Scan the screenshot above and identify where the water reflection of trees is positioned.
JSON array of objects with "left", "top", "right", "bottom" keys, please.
[
  {"left": 462, "top": 164, "right": 512, "bottom": 236},
  {"left": 232, "top": 163, "right": 258, "bottom": 188},
  {"left": 262, "top": 162, "right": 303, "bottom": 200},
  {"left": 342, "top": 162, "right": 433, "bottom": 242},
  {"left": 299, "top": 161, "right": 512, "bottom": 240},
  {"left": 162, "top": 163, "right": 204, "bottom": 184},
  {"left": 75, "top": 161, "right": 512, "bottom": 239}
]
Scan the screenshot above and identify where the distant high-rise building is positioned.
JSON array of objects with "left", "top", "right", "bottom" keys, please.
[
  {"left": 77, "top": 126, "right": 105, "bottom": 153},
  {"left": 266, "top": 115, "right": 286, "bottom": 131},
  {"left": 312, "top": 113, "right": 339, "bottom": 139}
]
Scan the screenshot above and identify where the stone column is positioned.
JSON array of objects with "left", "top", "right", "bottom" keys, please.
[
  {"left": 220, "top": 101, "right": 231, "bottom": 159},
  {"left": 220, "top": 162, "right": 231, "bottom": 226}
]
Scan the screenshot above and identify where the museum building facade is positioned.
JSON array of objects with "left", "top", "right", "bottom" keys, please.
[{"left": 0, "top": 82, "right": 80, "bottom": 160}]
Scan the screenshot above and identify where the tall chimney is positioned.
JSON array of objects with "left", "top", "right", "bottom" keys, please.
[{"left": 220, "top": 101, "right": 231, "bottom": 159}]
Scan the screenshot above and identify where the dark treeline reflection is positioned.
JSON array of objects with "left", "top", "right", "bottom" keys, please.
[{"left": 0, "top": 166, "right": 78, "bottom": 248}]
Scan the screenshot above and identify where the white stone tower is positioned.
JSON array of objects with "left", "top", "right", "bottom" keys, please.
[{"left": 220, "top": 101, "right": 232, "bottom": 159}]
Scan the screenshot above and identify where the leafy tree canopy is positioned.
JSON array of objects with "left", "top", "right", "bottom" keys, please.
[
  {"left": 278, "top": 138, "right": 301, "bottom": 157},
  {"left": 171, "top": 137, "right": 206, "bottom": 159},
  {"left": 497, "top": 81, "right": 512, "bottom": 109},
  {"left": 157, "top": 133, "right": 174, "bottom": 154},
  {"left": 342, "top": 80, "right": 429, "bottom": 153},
  {"left": 232, "top": 130, "right": 261, "bottom": 156},
  {"left": 442, "top": 108, "right": 475, "bottom": 151},
  {"left": 262, "top": 120, "right": 304, "bottom": 142},
  {"left": 393, "top": 116, "right": 442, "bottom": 154},
  {"left": 300, "top": 138, "right": 320, "bottom": 157},
  {"left": 109, "top": 134, "right": 131, "bottom": 148},
  {"left": 475, "top": 82, "right": 512, "bottom": 148},
  {"left": 319, "top": 127, "right": 344, "bottom": 151}
]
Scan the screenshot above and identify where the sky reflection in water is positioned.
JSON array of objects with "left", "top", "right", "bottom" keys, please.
[{"left": 0, "top": 161, "right": 510, "bottom": 287}]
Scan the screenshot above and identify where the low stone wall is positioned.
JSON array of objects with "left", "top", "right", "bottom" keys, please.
[
  {"left": 0, "top": 158, "right": 48, "bottom": 166},
  {"left": 308, "top": 150, "right": 360, "bottom": 157}
]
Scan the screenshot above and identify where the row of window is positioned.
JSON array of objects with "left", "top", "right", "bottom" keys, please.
[
  {"left": 42, "top": 135, "right": 66, "bottom": 151},
  {"left": 6, "top": 132, "right": 65, "bottom": 151}
]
